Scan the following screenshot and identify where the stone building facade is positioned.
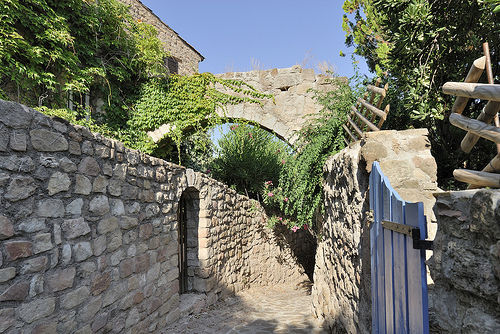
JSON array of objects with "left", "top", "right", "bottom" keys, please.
[
  {"left": 0, "top": 99, "right": 311, "bottom": 333},
  {"left": 117, "top": 0, "right": 204, "bottom": 75}
]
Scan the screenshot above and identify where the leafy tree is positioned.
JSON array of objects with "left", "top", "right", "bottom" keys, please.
[
  {"left": 210, "top": 124, "right": 290, "bottom": 199},
  {"left": 342, "top": 0, "right": 500, "bottom": 188}
]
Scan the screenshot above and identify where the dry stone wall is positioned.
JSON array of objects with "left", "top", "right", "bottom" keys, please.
[
  {"left": 429, "top": 189, "right": 500, "bottom": 333},
  {"left": 0, "top": 99, "right": 309, "bottom": 333},
  {"left": 312, "top": 129, "right": 439, "bottom": 333}
]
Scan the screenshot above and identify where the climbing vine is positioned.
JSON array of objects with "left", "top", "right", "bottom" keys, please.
[
  {"left": 1, "top": 0, "right": 273, "bottom": 167},
  {"left": 263, "top": 75, "right": 354, "bottom": 232}
]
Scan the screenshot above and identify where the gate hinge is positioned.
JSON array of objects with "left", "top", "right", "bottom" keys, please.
[
  {"left": 411, "top": 228, "right": 434, "bottom": 250},
  {"left": 381, "top": 220, "right": 433, "bottom": 250}
]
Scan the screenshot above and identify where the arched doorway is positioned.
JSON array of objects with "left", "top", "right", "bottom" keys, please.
[{"left": 177, "top": 187, "right": 200, "bottom": 294}]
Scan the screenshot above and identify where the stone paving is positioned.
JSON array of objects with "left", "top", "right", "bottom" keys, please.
[{"left": 161, "top": 284, "right": 328, "bottom": 334}]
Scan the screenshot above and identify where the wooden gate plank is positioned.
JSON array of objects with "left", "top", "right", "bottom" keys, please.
[
  {"left": 392, "top": 197, "right": 409, "bottom": 334},
  {"left": 370, "top": 163, "right": 384, "bottom": 333},
  {"left": 405, "top": 202, "right": 429, "bottom": 334},
  {"left": 382, "top": 182, "right": 395, "bottom": 334}
]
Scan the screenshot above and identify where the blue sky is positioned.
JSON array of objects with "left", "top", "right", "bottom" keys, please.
[{"left": 140, "top": 0, "right": 370, "bottom": 78}]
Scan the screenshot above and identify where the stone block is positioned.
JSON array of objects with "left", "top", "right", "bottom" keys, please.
[
  {"left": 1, "top": 155, "right": 34, "bottom": 172},
  {"left": 0, "top": 267, "right": 16, "bottom": 283},
  {"left": 61, "top": 286, "right": 90, "bottom": 310},
  {"left": 74, "top": 242, "right": 93, "bottom": 262},
  {"left": 32, "top": 322, "right": 58, "bottom": 334},
  {"left": 77, "top": 296, "right": 102, "bottom": 323},
  {"left": 18, "top": 218, "right": 46, "bottom": 233},
  {"left": 5, "top": 240, "right": 32, "bottom": 260},
  {"left": 47, "top": 268, "right": 75, "bottom": 292},
  {"left": 89, "top": 195, "right": 110, "bottom": 215},
  {"left": 91, "top": 271, "right": 111, "bottom": 296},
  {"left": 62, "top": 244, "right": 72, "bottom": 263},
  {"left": 120, "top": 258, "right": 135, "bottom": 278},
  {"left": 60, "top": 157, "right": 77, "bottom": 172},
  {"left": 0, "top": 215, "right": 14, "bottom": 240},
  {"left": 109, "top": 179, "right": 122, "bottom": 196},
  {"left": 0, "top": 308, "right": 15, "bottom": 332},
  {"left": 98, "top": 216, "right": 119, "bottom": 234},
  {"left": 74, "top": 174, "right": 92, "bottom": 195},
  {"left": 48, "top": 171, "right": 71, "bottom": 195},
  {"left": 29, "top": 274, "right": 44, "bottom": 297},
  {"left": 92, "top": 312, "right": 108, "bottom": 332},
  {"left": 102, "top": 282, "right": 127, "bottom": 307},
  {"left": 30, "top": 129, "right": 68, "bottom": 151},
  {"left": 37, "top": 199, "right": 65, "bottom": 217},
  {"left": 139, "top": 223, "right": 153, "bottom": 239},
  {"left": 33, "top": 233, "right": 53, "bottom": 254},
  {"left": 135, "top": 253, "right": 150, "bottom": 273},
  {"left": 62, "top": 217, "right": 90, "bottom": 239},
  {"left": 18, "top": 298, "right": 55, "bottom": 323},
  {"left": 93, "top": 175, "right": 108, "bottom": 193},
  {"left": 5, "top": 175, "right": 37, "bottom": 202},
  {"left": 10, "top": 131, "right": 27, "bottom": 151},
  {"left": 107, "top": 230, "right": 123, "bottom": 252},
  {"left": 0, "top": 282, "right": 29, "bottom": 301},
  {"left": 78, "top": 156, "right": 100, "bottom": 176},
  {"left": 120, "top": 216, "right": 138, "bottom": 230},
  {"left": 21, "top": 256, "right": 48, "bottom": 274},
  {"left": 94, "top": 235, "right": 107, "bottom": 256}
]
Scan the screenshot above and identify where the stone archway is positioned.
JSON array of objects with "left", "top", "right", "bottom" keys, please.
[{"left": 147, "top": 65, "right": 344, "bottom": 146}]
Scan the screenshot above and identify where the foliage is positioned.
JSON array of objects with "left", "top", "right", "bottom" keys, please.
[
  {"left": 129, "top": 74, "right": 272, "bottom": 160},
  {"left": 342, "top": 0, "right": 500, "bottom": 189},
  {"left": 1, "top": 0, "right": 273, "bottom": 170},
  {"left": 210, "top": 124, "right": 290, "bottom": 199},
  {"left": 0, "top": 0, "right": 168, "bottom": 107},
  {"left": 264, "top": 76, "right": 352, "bottom": 231}
]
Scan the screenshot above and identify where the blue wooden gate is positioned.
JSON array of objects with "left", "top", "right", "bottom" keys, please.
[{"left": 369, "top": 161, "right": 430, "bottom": 333}]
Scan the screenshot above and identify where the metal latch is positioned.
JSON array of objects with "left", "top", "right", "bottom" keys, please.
[{"left": 382, "top": 220, "right": 433, "bottom": 250}]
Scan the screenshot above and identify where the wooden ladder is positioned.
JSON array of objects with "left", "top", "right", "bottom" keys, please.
[
  {"left": 343, "top": 78, "right": 390, "bottom": 145},
  {"left": 443, "top": 43, "right": 500, "bottom": 188}
]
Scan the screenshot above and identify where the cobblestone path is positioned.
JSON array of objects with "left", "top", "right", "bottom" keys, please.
[{"left": 161, "top": 284, "right": 328, "bottom": 334}]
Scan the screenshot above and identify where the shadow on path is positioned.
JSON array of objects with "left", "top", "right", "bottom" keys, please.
[{"left": 161, "top": 283, "right": 328, "bottom": 334}]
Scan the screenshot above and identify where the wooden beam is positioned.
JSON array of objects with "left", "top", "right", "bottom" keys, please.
[
  {"left": 461, "top": 101, "right": 500, "bottom": 153},
  {"left": 357, "top": 98, "right": 387, "bottom": 120},
  {"left": 343, "top": 124, "right": 358, "bottom": 142},
  {"left": 351, "top": 106, "right": 379, "bottom": 132},
  {"left": 451, "top": 56, "right": 486, "bottom": 115},
  {"left": 347, "top": 116, "right": 363, "bottom": 137},
  {"left": 377, "top": 104, "right": 390, "bottom": 129},
  {"left": 367, "top": 84, "right": 387, "bottom": 97},
  {"left": 450, "top": 113, "right": 500, "bottom": 145},
  {"left": 454, "top": 169, "right": 500, "bottom": 188},
  {"left": 468, "top": 153, "right": 500, "bottom": 189},
  {"left": 443, "top": 82, "right": 500, "bottom": 102}
]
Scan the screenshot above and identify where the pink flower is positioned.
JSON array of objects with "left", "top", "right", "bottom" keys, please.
[
  {"left": 267, "top": 192, "right": 274, "bottom": 197},
  {"left": 284, "top": 197, "right": 288, "bottom": 202},
  {"left": 303, "top": 225, "right": 307, "bottom": 230},
  {"left": 292, "top": 226, "right": 299, "bottom": 232},
  {"left": 281, "top": 159, "right": 285, "bottom": 164},
  {"left": 248, "top": 133, "right": 253, "bottom": 138},
  {"left": 278, "top": 217, "right": 283, "bottom": 221}
]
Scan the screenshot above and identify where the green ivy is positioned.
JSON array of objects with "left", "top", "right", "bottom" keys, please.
[{"left": 263, "top": 75, "right": 353, "bottom": 231}]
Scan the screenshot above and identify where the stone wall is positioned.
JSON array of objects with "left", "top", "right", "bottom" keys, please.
[
  {"left": 428, "top": 189, "right": 500, "bottom": 333},
  {"left": 312, "top": 129, "right": 439, "bottom": 333},
  {"left": 0, "top": 99, "right": 309, "bottom": 333},
  {"left": 117, "top": 0, "right": 204, "bottom": 75}
]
